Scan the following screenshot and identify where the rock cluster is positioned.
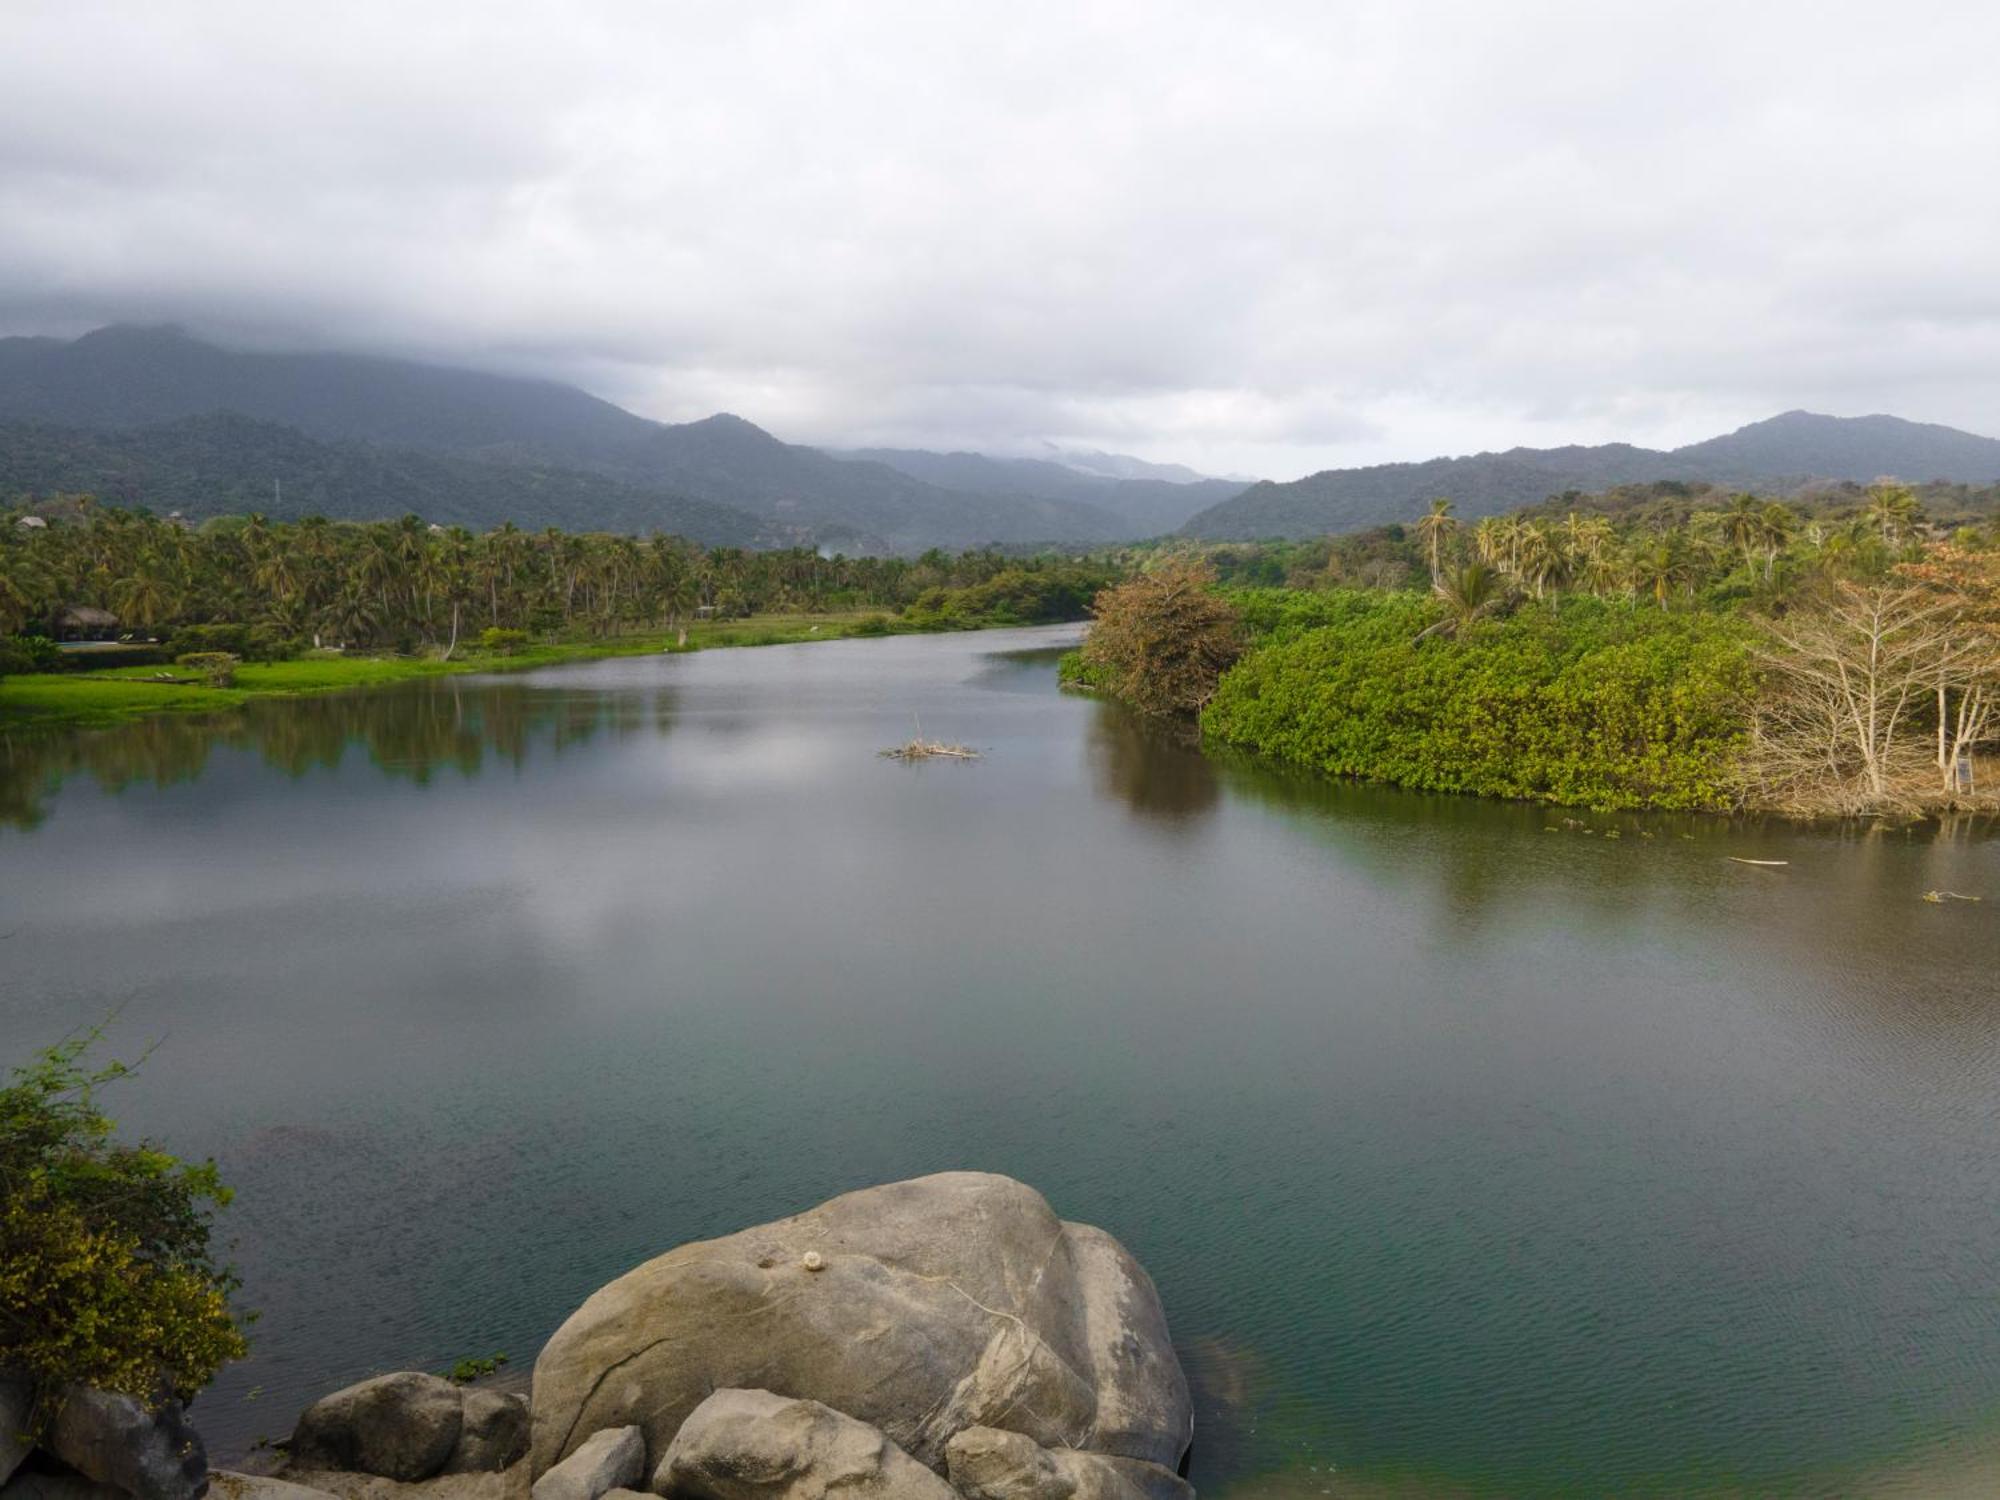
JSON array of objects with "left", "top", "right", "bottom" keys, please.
[
  {"left": 1, "top": 1383, "right": 208, "bottom": 1500},
  {"left": 7, "top": 1174, "right": 1193, "bottom": 1500}
]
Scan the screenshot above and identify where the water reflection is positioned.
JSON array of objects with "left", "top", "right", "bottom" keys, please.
[
  {"left": 0, "top": 680, "right": 677, "bottom": 831},
  {"left": 4, "top": 630, "right": 1999, "bottom": 1500},
  {"left": 1085, "top": 701, "right": 1219, "bottom": 825}
]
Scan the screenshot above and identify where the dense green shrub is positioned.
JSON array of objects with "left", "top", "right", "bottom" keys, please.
[
  {"left": 167, "top": 623, "right": 252, "bottom": 658},
  {"left": 900, "top": 564, "right": 1114, "bottom": 630},
  {"left": 479, "top": 627, "right": 531, "bottom": 655},
  {"left": 244, "top": 624, "right": 306, "bottom": 662},
  {"left": 0, "top": 634, "right": 62, "bottom": 674},
  {"left": 174, "top": 651, "right": 240, "bottom": 687},
  {"left": 1204, "top": 592, "right": 1756, "bottom": 810},
  {"left": 0, "top": 1034, "right": 247, "bottom": 1427}
]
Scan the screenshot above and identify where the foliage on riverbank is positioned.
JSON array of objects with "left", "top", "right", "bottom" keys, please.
[
  {"left": 1076, "top": 482, "right": 2000, "bottom": 814},
  {"left": 0, "top": 503, "right": 1115, "bottom": 659},
  {"left": 1, "top": 1033, "right": 246, "bottom": 1426},
  {"left": 1075, "top": 561, "right": 1244, "bottom": 718},
  {"left": 1204, "top": 592, "right": 1757, "bottom": 810},
  {"left": 0, "top": 613, "right": 901, "bottom": 730}
]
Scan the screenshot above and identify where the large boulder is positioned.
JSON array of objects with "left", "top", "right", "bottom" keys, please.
[
  {"left": 943, "top": 1429, "right": 1191, "bottom": 1500},
  {"left": 530, "top": 1174, "right": 1190, "bottom": 1478},
  {"left": 289, "top": 1375, "right": 463, "bottom": 1482},
  {"left": 654, "top": 1390, "right": 955, "bottom": 1500},
  {"left": 528, "top": 1428, "right": 641, "bottom": 1500},
  {"left": 443, "top": 1395, "right": 529, "bottom": 1477},
  {"left": 47, "top": 1388, "right": 207, "bottom": 1500}
]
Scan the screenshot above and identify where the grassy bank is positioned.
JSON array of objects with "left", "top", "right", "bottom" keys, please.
[{"left": 0, "top": 612, "right": 899, "bottom": 731}]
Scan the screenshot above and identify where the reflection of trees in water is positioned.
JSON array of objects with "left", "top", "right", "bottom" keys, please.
[
  {"left": 0, "top": 682, "right": 675, "bottom": 829},
  {"left": 1085, "top": 700, "right": 1219, "bottom": 824}
]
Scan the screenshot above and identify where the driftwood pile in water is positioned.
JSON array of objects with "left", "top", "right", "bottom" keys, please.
[
  {"left": 880, "top": 737, "right": 980, "bottom": 761},
  {"left": 880, "top": 716, "right": 980, "bottom": 761}
]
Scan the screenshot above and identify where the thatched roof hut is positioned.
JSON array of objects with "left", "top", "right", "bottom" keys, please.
[{"left": 54, "top": 604, "right": 119, "bottom": 640}]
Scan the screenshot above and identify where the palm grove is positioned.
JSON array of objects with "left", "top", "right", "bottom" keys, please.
[
  {"left": 0, "top": 500, "right": 1111, "bottom": 665},
  {"left": 1076, "top": 482, "right": 2000, "bottom": 815}
]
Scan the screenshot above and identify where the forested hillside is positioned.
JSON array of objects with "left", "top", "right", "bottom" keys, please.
[
  {"left": 0, "top": 327, "right": 1163, "bottom": 550},
  {"left": 1181, "top": 411, "right": 2000, "bottom": 539},
  {"left": 0, "top": 414, "right": 773, "bottom": 545}
]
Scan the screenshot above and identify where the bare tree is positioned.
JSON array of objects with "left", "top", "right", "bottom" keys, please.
[{"left": 1751, "top": 582, "right": 1989, "bottom": 814}]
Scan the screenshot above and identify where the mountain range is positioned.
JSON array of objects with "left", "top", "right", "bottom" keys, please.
[
  {"left": 0, "top": 326, "right": 1230, "bottom": 551},
  {"left": 1178, "top": 411, "right": 2000, "bottom": 539},
  {"left": 3, "top": 325, "right": 1998, "bottom": 549}
]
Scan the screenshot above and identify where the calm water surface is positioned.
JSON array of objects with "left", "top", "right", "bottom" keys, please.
[{"left": 3, "top": 626, "right": 1998, "bottom": 1499}]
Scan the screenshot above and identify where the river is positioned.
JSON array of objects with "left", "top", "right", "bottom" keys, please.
[{"left": 3, "top": 625, "right": 1997, "bottom": 1499}]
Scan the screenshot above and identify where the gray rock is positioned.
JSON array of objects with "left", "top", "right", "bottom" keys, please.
[
  {"left": 944, "top": 1428, "right": 1191, "bottom": 1500},
  {"left": 444, "top": 1395, "right": 528, "bottom": 1476},
  {"left": 654, "top": 1390, "right": 955, "bottom": 1500},
  {"left": 1059, "top": 1226, "right": 1193, "bottom": 1468},
  {"left": 1085, "top": 1458, "right": 1191, "bottom": 1500},
  {"left": 47, "top": 1387, "right": 207, "bottom": 1500},
  {"left": 1, "top": 1373, "right": 31, "bottom": 1490},
  {"left": 530, "top": 1174, "right": 1190, "bottom": 1477},
  {"left": 277, "top": 1470, "right": 520, "bottom": 1500},
  {"left": 208, "top": 1473, "right": 344, "bottom": 1500},
  {"left": 290, "top": 1375, "right": 465, "bottom": 1482},
  {"left": 528, "top": 1428, "right": 641, "bottom": 1500}
]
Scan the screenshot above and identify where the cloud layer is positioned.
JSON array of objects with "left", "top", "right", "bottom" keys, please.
[{"left": 4, "top": 1, "right": 1998, "bottom": 477}]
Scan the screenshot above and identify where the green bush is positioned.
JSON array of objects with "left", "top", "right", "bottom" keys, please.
[
  {"left": 168, "top": 623, "right": 252, "bottom": 658},
  {"left": 850, "top": 614, "right": 894, "bottom": 636},
  {"left": 1203, "top": 592, "right": 1756, "bottom": 810},
  {"left": 174, "top": 651, "right": 241, "bottom": 688},
  {"left": 244, "top": 625, "right": 306, "bottom": 662},
  {"left": 0, "top": 1033, "right": 248, "bottom": 1428},
  {"left": 479, "top": 627, "right": 531, "bottom": 655},
  {"left": 0, "top": 634, "right": 63, "bottom": 674}
]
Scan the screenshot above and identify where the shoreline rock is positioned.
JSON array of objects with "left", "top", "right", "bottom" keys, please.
[
  {"left": 8, "top": 1175, "right": 1193, "bottom": 1500},
  {"left": 529, "top": 1173, "right": 1191, "bottom": 1479}
]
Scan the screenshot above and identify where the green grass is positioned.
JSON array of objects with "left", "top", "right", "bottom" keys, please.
[{"left": 0, "top": 612, "right": 899, "bottom": 730}]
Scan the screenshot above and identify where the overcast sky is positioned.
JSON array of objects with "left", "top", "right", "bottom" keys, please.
[{"left": 3, "top": 2, "right": 1997, "bottom": 479}]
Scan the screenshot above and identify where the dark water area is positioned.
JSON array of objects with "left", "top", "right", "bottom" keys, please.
[{"left": 3, "top": 626, "right": 1998, "bottom": 1499}]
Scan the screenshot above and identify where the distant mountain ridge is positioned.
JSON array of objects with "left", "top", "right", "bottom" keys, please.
[
  {"left": 0, "top": 325, "right": 1235, "bottom": 551},
  {"left": 0, "top": 413, "right": 775, "bottom": 545},
  {"left": 1180, "top": 410, "right": 2000, "bottom": 539},
  {"left": 837, "top": 447, "right": 1240, "bottom": 535}
]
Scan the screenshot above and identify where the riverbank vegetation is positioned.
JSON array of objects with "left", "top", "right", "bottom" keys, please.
[
  {"left": 0, "top": 502, "right": 1117, "bottom": 728},
  {"left": 1, "top": 1032, "right": 246, "bottom": 1430},
  {"left": 1068, "top": 482, "right": 2000, "bottom": 815}
]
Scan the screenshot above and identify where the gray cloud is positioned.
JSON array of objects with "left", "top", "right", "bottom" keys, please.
[{"left": 3, "top": 0, "right": 1997, "bottom": 478}]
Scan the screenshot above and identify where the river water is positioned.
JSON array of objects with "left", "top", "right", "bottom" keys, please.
[{"left": 3, "top": 625, "right": 1997, "bottom": 1499}]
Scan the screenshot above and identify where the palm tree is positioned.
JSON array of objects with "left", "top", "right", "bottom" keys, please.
[
  {"left": 1418, "top": 561, "right": 1508, "bottom": 640},
  {"left": 1515, "top": 521, "right": 1564, "bottom": 600},
  {"left": 1414, "top": 497, "right": 1457, "bottom": 584},
  {"left": 1719, "top": 493, "right": 1764, "bottom": 575},
  {"left": 1867, "top": 482, "right": 1919, "bottom": 546},
  {"left": 1630, "top": 535, "right": 1691, "bottom": 609}
]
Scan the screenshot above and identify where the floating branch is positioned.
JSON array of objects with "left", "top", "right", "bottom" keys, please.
[
  {"left": 1726, "top": 858, "right": 1789, "bottom": 867},
  {"left": 1922, "top": 890, "right": 1982, "bottom": 903}
]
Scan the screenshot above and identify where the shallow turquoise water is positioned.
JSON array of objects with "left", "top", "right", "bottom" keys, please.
[{"left": 3, "top": 626, "right": 1998, "bottom": 1498}]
